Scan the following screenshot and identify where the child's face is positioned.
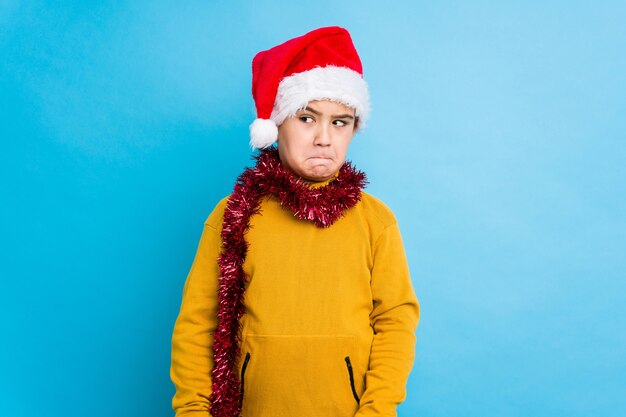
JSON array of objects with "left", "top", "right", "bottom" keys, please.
[{"left": 276, "top": 100, "right": 357, "bottom": 183}]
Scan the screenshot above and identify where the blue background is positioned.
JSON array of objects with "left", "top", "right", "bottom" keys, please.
[{"left": 1, "top": 1, "right": 625, "bottom": 416}]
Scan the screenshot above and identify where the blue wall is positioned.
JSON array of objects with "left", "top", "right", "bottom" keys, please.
[{"left": 2, "top": 1, "right": 625, "bottom": 416}]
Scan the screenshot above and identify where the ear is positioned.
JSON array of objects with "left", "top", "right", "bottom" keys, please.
[{"left": 353, "top": 116, "right": 360, "bottom": 131}]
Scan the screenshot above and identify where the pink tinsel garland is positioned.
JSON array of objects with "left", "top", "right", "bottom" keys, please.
[{"left": 209, "top": 147, "right": 368, "bottom": 417}]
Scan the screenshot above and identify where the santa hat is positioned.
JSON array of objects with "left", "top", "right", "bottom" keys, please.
[{"left": 249, "top": 26, "right": 371, "bottom": 150}]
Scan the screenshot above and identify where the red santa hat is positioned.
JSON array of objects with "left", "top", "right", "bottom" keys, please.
[{"left": 249, "top": 26, "right": 371, "bottom": 150}]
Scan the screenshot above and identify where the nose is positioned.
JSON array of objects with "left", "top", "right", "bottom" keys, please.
[{"left": 313, "top": 122, "right": 331, "bottom": 146}]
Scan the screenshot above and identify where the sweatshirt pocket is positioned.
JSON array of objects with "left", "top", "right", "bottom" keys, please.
[
  {"left": 344, "top": 356, "right": 361, "bottom": 405},
  {"left": 240, "top": 351, "right": 251, "bottom": 397},
  {"left": 240, "top": 334, "right": 362, "bottom": 417}
]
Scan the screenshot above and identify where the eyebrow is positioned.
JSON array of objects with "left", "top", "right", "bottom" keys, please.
[{"left": 304, "top": 106, "right": 355, "bottom": 119}]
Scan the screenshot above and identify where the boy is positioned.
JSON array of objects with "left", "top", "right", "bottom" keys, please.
[{"left": 171, "top": 26, "right": 420, "bottom": 417}]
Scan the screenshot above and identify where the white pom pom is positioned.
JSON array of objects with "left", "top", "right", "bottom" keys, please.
[{"left": 249, "top": 118, "right": 278, "bottom": 150}]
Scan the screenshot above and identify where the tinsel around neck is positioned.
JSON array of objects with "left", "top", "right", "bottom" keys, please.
[
  {"left": 208, "top": 146, "right": 368, "bottom": 417},
  {"left": 251, "top": 147, "right": 368, "bottom": 227}
]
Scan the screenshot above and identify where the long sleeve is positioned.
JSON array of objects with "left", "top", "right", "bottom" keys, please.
[
  {"left": 170, "top": 222, "right": 222, "bottom": 416},
  {"left": 356, "top": 221, "right": 420, "bottom": 417}
]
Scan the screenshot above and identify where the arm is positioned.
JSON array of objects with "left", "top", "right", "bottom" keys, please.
[
  {"left": 356, "top": 221, "right": 420, "bottom": 417},
  {"left": 170, "top": 222, "right": 221, "bottom": 416}
]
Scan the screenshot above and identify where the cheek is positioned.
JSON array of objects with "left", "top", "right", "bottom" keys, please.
[
  {"left": 289, "top": 132, "right": 314, "bottom": 153},
  {"left": 278, "top": 130, "right": 308, "bottom": 162},
  {"left": 338, "top": 132, "right": 354, "bottom": 149},
  {"left": 281, "top": 123, "right": 309, "bottom": 144}
]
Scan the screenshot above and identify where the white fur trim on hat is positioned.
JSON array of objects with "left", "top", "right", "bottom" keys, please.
[
  {"left": 249, "top": 118, "right": 278, "bottom": 150},
  {"left": 269, "top": 65, "right": 370, "bottom": 129}
]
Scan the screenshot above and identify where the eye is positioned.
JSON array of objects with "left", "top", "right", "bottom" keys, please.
[
  {"left": 333, "top": 119, "right": 349, "bottom": 127},
  {"left": 299, "top": 116, "right": 314, "bottom": 123}
]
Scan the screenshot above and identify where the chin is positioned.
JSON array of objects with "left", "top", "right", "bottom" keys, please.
[{"left": 305, "top": 165, "right": 334, "bottom": 176}]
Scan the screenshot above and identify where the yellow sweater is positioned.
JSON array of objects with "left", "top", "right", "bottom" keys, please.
[{"left": 171, "top": 176, "right": 420, "bottom": 417}]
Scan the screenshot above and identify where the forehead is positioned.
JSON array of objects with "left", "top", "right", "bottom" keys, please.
[{"left": 302, "top": 99, "right": 356, "bottom": 114}]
